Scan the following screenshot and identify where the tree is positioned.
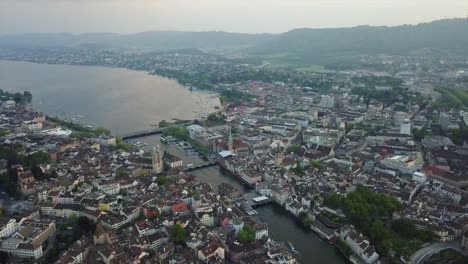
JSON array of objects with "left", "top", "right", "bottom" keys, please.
[
  {"left": 116, "top": 168, "right": 126, "bottom": 178},
  {"left": 300, "top": 213, "right": 312, "bottom": 227},
  {"left": 23, "top": 91, "right": 33, "bottom": 103},
  {"left": 0, "top": 128, "right": 9, "bottom": 137},
  {"left": 77, "top": 216, "right": 96, "bottom": 235},
  {"left": 336, "top": 238, "right": 352, "bottom": 257},
  {"left": 94, "top": 127, "right": 111, "bottom": 135},
  {"left": 323, "top": 192, "right": 342, "bottom": 209},
  {"left": 159, "top": 120, "right": 170, "bottom": 128},
  {"left": 291, "top": 161, "right": 304, "bottom": 175},
  {"left": 170, "top": 223, "right": 186, "bottom": 244},
  {"left": 237, "top": 224, "right": 255, "bottom": 243},
  {"left": 309, "top": 160, "right": 323, "bottom": 169},
  {"left": 286, "top": 144, "right": 300, "bottom": 154}
]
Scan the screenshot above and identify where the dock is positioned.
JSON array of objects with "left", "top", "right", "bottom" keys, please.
[{"left": 237, "top": 191, "right": 273, "bottom": 215}]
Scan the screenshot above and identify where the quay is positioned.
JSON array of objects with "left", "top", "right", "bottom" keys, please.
[{"left": 238, "top": 191, "right": 274, "bottom": 216}]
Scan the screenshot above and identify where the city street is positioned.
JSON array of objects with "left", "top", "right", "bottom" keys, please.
[{"left": 410, "top": 240, "right": 468, "bottom": 264}]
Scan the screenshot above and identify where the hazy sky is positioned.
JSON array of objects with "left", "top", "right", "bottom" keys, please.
[{"left": 1, "top": 0, "right": 467, "bottom": 34}]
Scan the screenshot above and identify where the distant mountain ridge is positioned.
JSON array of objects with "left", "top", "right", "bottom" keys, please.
[
  {"left": 253, "top": 18, "right": 468, "bottom": 64},
  {"left": 1, "top": 18, "right": 467, "bottom": 64},
  {"left": 0, "top": 31, "right": 275, "bottom": 51}
]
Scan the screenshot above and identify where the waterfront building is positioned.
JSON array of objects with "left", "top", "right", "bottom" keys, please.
[{"left": 163, "top": 152, "right": 183, "bottom": 169}]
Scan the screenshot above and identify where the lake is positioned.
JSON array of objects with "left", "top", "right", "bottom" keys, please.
[{"left": 0, "top": 60, "right": 220, "bottom": 134}]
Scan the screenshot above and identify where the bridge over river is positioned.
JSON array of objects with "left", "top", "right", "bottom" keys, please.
[{"left": 121, "top": 128, "right": 165, "bottom": 140}]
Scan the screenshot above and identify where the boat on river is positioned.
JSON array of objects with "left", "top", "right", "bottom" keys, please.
[{"left": 288, "top": 241, "right": 301, "bottom": 256}]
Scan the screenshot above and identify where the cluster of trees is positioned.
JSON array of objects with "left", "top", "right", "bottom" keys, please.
[
  {"left": 163, "top": 125, "right": 190, "bottom": 141},
  {"left": 412, "top": 128, "right": 432, "bottom": 142},
  {"left": 335, "top": 238, "right": 352, "bottom": 257},
  {"left": 299, "top": 212, "right": 312, "bottom": 227},
  {"left": 170, "top": 222, "right": 186, "bottom": 244},
  {"left": 447, "top": 127, "right": 468, "bottom": 146},
  {"left": 190, "top": 139, "right": 208, "bottom": 156},
  {"left": 237, "top": 224, "right": 255, "bottom": 243},
  {"left": 0, "top": 128, "right": 9, "bottom": 137},
  {"left": 435, "top": 87, "right": 468, "bottom": 109},
  {"left": 46, "top": 116, "right": 111, "bottom": 139},
  {"left": 112, "top": 137, "right": 134, "bottom": 151},
  {"left": 156, "top": 175, "right": 175, "bottom": 186},
  {"left": 0, "top": 146, "right": 53, "bottom": 198},
  {"left": 390, "top": 219, "right": 437, "bottom": 242},
  {"left": 414, "top": 126, "right": 468, "bottom": 146},
  {"left": 206, "top": 111, "right": 225, "bottom": 124},
  {"left": 324, "top": 186, "right": 437, "bottom": 258},
  {"left": 158, "top": 120, "right": 171, "bottom": 128},
  {"left": 285, "top": 144, "right": 300, "bottom": 154},
  {"left": 47, "top": 215, "right": 96, "bottom": 262},
  {"left": 324, "top": 186, "right": 401, "bottom": 229},
  {"left": 0, "top": 90, "right": 32, "bottom": 105},
  {"left": 291, "top": 160, "right": 323, "bottom": 176},
  {"left": 219, "top": 89, "right": 254, "bottom": 106}
]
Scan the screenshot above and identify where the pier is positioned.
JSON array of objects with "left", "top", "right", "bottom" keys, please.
[{"left": 121, "top": 128, "right": 165, "bottom": 140}]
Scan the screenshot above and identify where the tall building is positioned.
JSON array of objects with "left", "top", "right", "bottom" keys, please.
[
  {"left": 152, "top": 145, "right": 163, "bottom": 173},
  {"left": 228, "top": 127, "right": 233, "bottom": 152},
  {"left": 394, "top": 112, "right": 407, "bottom": 126},
  {"left": 400, "top": 119, "right": 411, "bottom": 135},
  {"left": 439, "top": 112, "right": 450, "bottom": 129},
  {"left": 320, "top": 95, "right": 334, "bottom": 108}
]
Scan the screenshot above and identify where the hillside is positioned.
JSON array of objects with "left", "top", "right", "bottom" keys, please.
[
  {"left": 0, "top": 18, "right": 467, "bottom": 65},
  {"left": 253, "top": 19, "right": 468, "bottom": 65}
]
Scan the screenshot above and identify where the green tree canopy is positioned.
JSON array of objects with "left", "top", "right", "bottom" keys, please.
[
  {"left": 237, "top": 224, "right": 255, "bottom": 243},
  {"left": 170, "top": 222, "right": 186, "bottom": 244}
]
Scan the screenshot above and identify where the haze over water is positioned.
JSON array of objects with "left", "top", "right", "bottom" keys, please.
[{"left": 0, "top": 60, "right": 220, "bottom": 134}]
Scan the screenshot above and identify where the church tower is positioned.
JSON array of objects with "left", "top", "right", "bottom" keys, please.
[{"left": 152, "top": 145, "right": 163, "bottom": 173}]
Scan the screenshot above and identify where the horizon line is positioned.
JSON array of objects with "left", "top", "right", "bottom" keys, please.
[{"left": 0, "top": 17, "right": 465, "bottom": 37}]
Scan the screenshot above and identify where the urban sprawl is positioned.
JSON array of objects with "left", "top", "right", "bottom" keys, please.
[{"left": 0, "top": 49, "right": 468, "bottom": 264}]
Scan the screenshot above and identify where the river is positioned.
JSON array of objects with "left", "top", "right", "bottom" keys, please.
[
  {"left": 190, "top": 166, "right": 345, "bottom": 263},
  {"left": 0, "top": 60, "right": 345, "bottom": 263}
]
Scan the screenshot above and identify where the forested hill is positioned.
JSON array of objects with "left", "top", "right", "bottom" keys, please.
[
  {"left": 0, "top": 18, "right": 467, "bottom": 64},
  {"left": 252, "top": 18, "right": 468, "bottom": 64}
]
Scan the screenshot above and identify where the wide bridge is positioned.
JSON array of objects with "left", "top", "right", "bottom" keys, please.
[
  {"left": 121, "top": 128, "right": 166, "bottom": 140},
  {"left": 184, "top": 161, "right": 217, "bottom": 171}
]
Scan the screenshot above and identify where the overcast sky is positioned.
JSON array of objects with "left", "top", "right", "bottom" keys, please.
[{"left": 1, "top": 0, "right": 467, "bottom": 35}]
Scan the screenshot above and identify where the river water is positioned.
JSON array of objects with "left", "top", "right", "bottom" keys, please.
[{"left": 0, "top": 60, "right": 345, "bottom": 263}]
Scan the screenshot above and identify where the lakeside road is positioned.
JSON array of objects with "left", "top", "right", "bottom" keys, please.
[{"left": 410, "top": 240, "right": 468, "bottom": 264}]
